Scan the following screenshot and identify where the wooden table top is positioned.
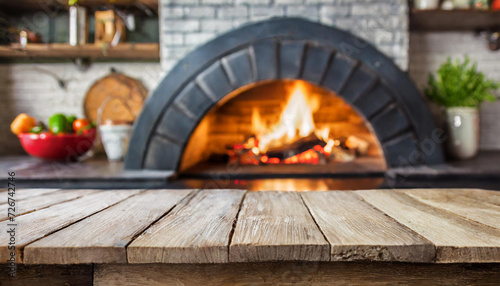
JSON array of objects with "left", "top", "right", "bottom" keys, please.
[{"left": 1, "top": 188, "right": 499, "bottom": 265}]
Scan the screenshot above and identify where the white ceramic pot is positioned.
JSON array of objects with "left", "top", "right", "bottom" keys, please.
[
  {"left": 414, "top": 0, "right": 440, "bottom": 9},
  {"left": 99, "top": 124, "right": 132, "bottom": 161},
  {"left": 452, "top": 0, "right": 471, "bottom": 8},
  {"left": 445, "top": 107, "right": 479, "bottom": 160}
]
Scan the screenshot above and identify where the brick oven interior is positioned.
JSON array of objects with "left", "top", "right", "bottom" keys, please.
[{"left": 179, "top": 79, "right": 386, "bottom": 177}]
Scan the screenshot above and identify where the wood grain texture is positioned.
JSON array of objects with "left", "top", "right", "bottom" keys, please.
[
  {"left": 0, "top": 0, "right": 159, "bottom": 13},
  {"left": 357, "top": 189, "right": 500, "bottom": 263},
  {"left": 302, "top": 191, "right": 435, "bottom": 262},
  {"left": 0, "top": 188, "right": 498, "bottom": 266},
  {"left": 230, "top": 191, "right": 330, "bottom": 262},
  {"left": 455, "top": 189, "right": 500, "bottom": 204},
  {"left": 0, "top": 189, "right": 141, "bottom": 262},
  {"left": 410, "top": 9, "right": 500, "bottom": 32},
  {"left": 24, "top": 189, "right": 192, "bottom": 264},
  {"left": 399, "top": 189, "right": 500, "bottom": 229},
  {"left": 0, "top": 189, "right": 100, "bottom": 221},
  {"left": 94, "top": 262, "right": 500, "bottom": 286},
  {"left": 464, "top": 189, "right": 500, "bottom": 206},
  {"left": 398, "top": 188, "right": 500, "bottom": 206},
  {"left": 0, "top": 43, "right": 160, "bottom": 59},
  {"left": 0, "top": 188, "right": 59, "bottom": 204},
  {"left": 84, "top": 72, "right": 148, "bottom": 123},
  {"left": 1, "top": 264, "right": 93, "bottom": 286},
  {"left": 128, "top": 189, "right": 245, "bottom": 263}
]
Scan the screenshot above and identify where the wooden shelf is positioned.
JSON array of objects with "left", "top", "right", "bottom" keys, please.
[
  {"left": 410, "top": 9, "right": 500, "bottom": 31},
  {"left": 0, "top": 43, "right": 159, "bottom": 60},
  {"left": 0, "top": 0, "right": 158, "bottom": 13}
]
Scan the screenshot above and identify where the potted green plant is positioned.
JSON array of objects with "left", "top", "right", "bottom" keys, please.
[{"left": 425, "top": 56, "right": 499, "bottom": 159}]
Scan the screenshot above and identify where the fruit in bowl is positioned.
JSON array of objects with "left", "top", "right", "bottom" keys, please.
[{"left": 12, "top": 113, "right": 96, "bottom": 161}]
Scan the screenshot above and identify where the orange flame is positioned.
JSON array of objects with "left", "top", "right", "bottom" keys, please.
[{"left": 253, "top": 81, "right": 322, "bottom": 153}]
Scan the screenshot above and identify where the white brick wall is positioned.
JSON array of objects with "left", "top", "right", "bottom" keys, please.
[
  {"left": 159, "top": 0, "right": 410, "bottom": 71},
  {"left": 0, "top": 63, "right": 161, "bottom": 155},
  {"left": 409, "top": 31, "right": 500, "bottom": 150}
]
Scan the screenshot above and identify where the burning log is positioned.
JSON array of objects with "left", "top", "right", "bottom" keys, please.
[
  {"left": 331, "top": 146, "right": 356, "bottom": 162},
  {"left": 266, "top": 133, "right": 326, "bottom": 160},
  {"left": 208, "top": 153, "right": 230, "bottom": 163}
]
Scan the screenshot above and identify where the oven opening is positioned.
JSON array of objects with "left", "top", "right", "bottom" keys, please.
[{"left": 180, "top": 79, "right": 387, "bottom": 178}]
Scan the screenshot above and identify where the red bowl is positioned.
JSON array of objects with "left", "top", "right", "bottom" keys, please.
[{"left": 19, "top": 130, "right": 96, "bottom": 161}]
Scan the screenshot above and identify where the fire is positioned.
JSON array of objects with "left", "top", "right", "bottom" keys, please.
[
  {"left": 254, "top": 81, "right": 318, "bottom": 153},
  {"left": 229, "top": 80, "right": 369, "bottom": 165}
]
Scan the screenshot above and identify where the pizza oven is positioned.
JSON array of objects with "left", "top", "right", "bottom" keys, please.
[{"left": 124, "top": 18, "right": 444, "bottom": 178}]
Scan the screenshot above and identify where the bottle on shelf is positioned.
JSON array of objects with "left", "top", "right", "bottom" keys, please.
[{"left": 69, "top": 5, "right": 88, "bottom": 46}]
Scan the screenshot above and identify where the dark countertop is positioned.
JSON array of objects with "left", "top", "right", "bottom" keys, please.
[
  {"left": 390, "top": 151, "right": 500, "bottom": 178},
  {"left": 1, "top": 151, "right": 500, "bottom": 190},
  {"left": 0, "top": 156, "right": 174, "bottom": 189}
]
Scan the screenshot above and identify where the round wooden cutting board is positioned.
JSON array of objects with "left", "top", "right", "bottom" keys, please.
[{"left": 84, "top": 72, "right": 148, "bottom": 124}]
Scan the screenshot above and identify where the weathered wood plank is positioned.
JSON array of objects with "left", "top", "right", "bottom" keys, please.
[
  {"left": 398, "top": 188, "right": 500, "bottom": 206},
  {"left": 94, "top": 262, "right": 500, "bottom": 286},
  {"left": 464, "top": 189, "right": 500, "bottom": 206},
  {"left": 357, "top": 189, "right": 500, "bottom": 263},
  {"left": 128, "top": 189, "right": 245, "bottom": 263},
  {"left": 0, "top": 189, "right": 100, "bottom": 221},
  {"left": 1, "top": 264, "right": 93, "bottom": 286},
  {"left": 301, "top": 191, "right": 435, "bottom": 262},
  {"left": 399, "top": 189, "right": 500, "bottom": 230},
  {"left": 0, "top": 189, "right": 141, "bottom": 262},
  {"left": 24, "top": 189, "right": 193, "bottom": 264},
  {"left": 230, "top": 191, "right": 330, "bottom": 262},
  {"left": 448, "top": 189, "right": 500, "bottom": 206},
  {"left": 0, "top": 188, "right": 60, "bottom": 204}
]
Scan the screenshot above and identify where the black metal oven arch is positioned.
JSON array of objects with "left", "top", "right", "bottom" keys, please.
[{"left": 125, "top": 18, "right": 444, "bottom": 170}]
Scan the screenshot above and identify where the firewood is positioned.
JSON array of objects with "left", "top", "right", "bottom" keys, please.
[
  {"left": 266, "top": 133, "right": 326, "bottom": 160},
  {"left": 346, "top": 135, "right": 369, "bottom": 156}
]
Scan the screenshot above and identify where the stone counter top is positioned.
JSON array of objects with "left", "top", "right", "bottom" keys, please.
[{"left": 2, "top": 152, "right": 500, "bottom": 190}]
